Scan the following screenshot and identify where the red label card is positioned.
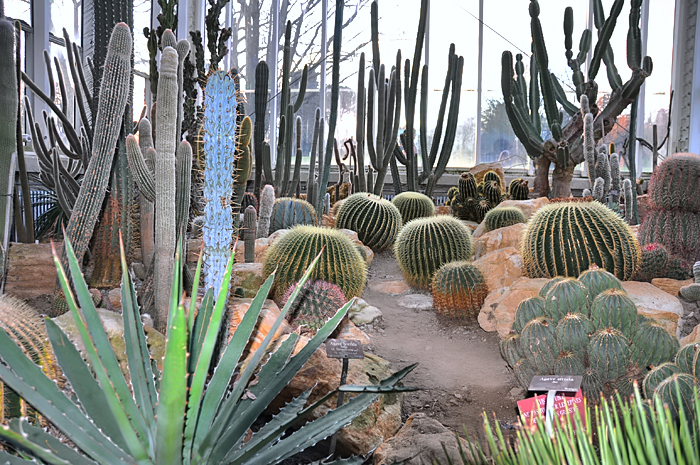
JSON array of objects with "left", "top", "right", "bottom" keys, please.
[{"left": 517, "top": 389, "right": 586, "bottom": 430}]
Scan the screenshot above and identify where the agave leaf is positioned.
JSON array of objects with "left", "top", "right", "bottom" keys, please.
[
  {"left": 189, "top": 272, "right": 277, "bottom": 459},
  {"left": 187, "top": 243, "right": 204, "bottom": 336},
  {"left": 155, "top": 252, "right": 188, "bottom": 465},
  {"left": 339, "top": 385, "right": 421, "bottom": 393},
  {"left": 119, "top": 236, "right": 157, "bottom": 432},
  {"left": 0, "top": 326, "right": 130, "bottom": 464},
  {"left": 0, "top": 449, "right": 41, "bottom": 464},
  {"left": 181, "top": 252, "right": 234, "bottom": 461},
  {"left": 0, "top": 424, "right": 72, "bottom": 465},
  {"left": 188, "top": 287, "right": 214, "bottom": 374},
  {"left": 241, "top": 363, "right": 417, "bottom": 465},
  {"left": 308, "top": 458, "right": 365, "bottom": 465},
  {"left": 56, "top": 239, "right": 151, "bottom": 459},
  {"left": 44, "top": 318, "right": 128, "bottom": 451},
  {"left": 210, "top": 294, "right": 350, "bottom": 463},
  {"left": 8, "top": 419, "right": 96, "bottom": 465}
]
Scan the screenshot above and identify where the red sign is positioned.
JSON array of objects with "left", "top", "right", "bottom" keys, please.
[{"left": 517, "top": 389, "right": 586, "bottom": 430}]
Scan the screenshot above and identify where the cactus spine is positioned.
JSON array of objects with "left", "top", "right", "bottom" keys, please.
[
  {"left": 243, "top": 206, "right": 256, "bottom": 263},
  {"left": 256, "top": 184, "right": 275, "bottom": 239},
  {"left": 202, "top": 71, "right": 238, "bottom": 296},
  {"left": 60, "top": 23, "right": 132, "bottom": 277}
]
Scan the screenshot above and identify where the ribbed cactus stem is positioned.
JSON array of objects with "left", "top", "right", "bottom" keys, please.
[
  {"left": 0, "top": 19, "right": 17, "bottom": 255},
  {"left": 175, "top": 141, "right": 192, "bottom": 238},
  {"left": 61, "top": 22, "right": 132, "bottom": 277},
  {"left": 597, "top": 149, "right": 611, "bottom": 195},
  {"left": 623, "top": 178, "right": 633, "bottom": 223},
  {"left": 243, "top": 206, "right": 256, "bottom": 263},
  {"left": 592, "top": 177, "right": 605, "bottom": 202},
  {"left": 202, "top": 71, "right": 237, "bottom": 297},
  {"left": 583, "top": 112, "right": 596, "bottom": 186},
  {"left": 154, "top": 46, "right": 179, "bottom": 328},
  {"left": 256, "top": 184, "right": 274, "bottom": 239},
  {"left": 324, "top": 192, "right": 331, "bottom": 215},
  {"left": 694, "top": 261, "right": 700, "bottom": 283},
  {"left": 138, "top": 118, "right": 155, "bottom": 268},
  {"left": 610, "top": 153, "right": 620, "bottom": 203},
  {"left": 174, "top": 39, "right": 190, "bottom": 141}
]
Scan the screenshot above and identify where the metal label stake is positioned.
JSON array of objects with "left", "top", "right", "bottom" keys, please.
[
  {"left": 528, "top": 375, "right": 582, "bottom": 436},
  {"left": 326, "top": 339, "right": 364, "bottom": 456}
]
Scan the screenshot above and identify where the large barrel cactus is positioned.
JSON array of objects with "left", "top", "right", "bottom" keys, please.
[
  {"left": 394, "top": 216, "right": 474, "bottom": 288},
  {"left": 521, "top": 201, "right": 641, "bottom": 280},
  {"left": 500, "top": 271, "right": 680, "bottom": 400},
  {"left": 262, "top": 225, "right": 367, "bottom": 300},
  {"left": 269, "top": 198, "right": 317, "bottom": 235},
  {"left": 431, "top": 261, "right": 488, "bottom": 320},
  {"left": 639, "top": 153, "right": 700, "bottom": 263},
  {"left": 391, "top": 191, "right": 435, "bottom": 224},
  {"left": 336, "top": 193, "right": 403, "bottom": 251}
]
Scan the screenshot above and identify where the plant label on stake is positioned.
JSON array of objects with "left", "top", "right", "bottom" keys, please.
[
  {"left": 518, "top": 376, "right": 583, "bottom": 436},
  {"left": 326, "top": 338, "right": 364, "bottom": 456}
]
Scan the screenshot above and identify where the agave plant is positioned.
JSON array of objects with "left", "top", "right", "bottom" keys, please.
[{"left": 0, "top": 236, "right": 415, "bottom": 464}]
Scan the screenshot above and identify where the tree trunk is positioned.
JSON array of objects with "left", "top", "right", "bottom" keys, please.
[
  {"left": 534, "top": 157, "right": 551, "bottom": 198},
  {"left": 550, "top": 161, "right": 576, "bottom": 199}
]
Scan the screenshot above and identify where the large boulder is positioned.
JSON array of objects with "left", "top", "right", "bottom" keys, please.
[
  {"left": 622, "top": 281, "right": 683, "bottom": 337},
  {"left": 231, "top": 262, "right": 264, "bottom": 297},
  {"left": 478, "top": 277, "right": 549, "bottom": 339},
  {"left": 473, "top": 223, "right": 526, "bottom": 259},
  {"left": 373, "top": 413, "right": 474, "bottom": 465},
  {"left": 53, "top": 308, "right": 166, "bottom": 377},
  {"left": 496, "top": 197, "right": 550, "bottom": 221},
  {"left": 472, "top": 247, "right": 523, "bottom": 290},
  {"left": 348, "top": 298, "right": 383, "bottom": 325},
  {"left": 470, "top": 162, "right": 504, "bottom": 184},
  {"left": 681, "top": 322, "right": 700, "bottom": 345},
  {"left": 5, "top": 242, "right": 60, "bottom": 299},
  {"left": 272, "top": 336, "right": 401, "bottom": 456},
  {"left": 369, "top": 280, "right": 411, "bottom": 296},
  {"left": 651, "top": 278, "right": 694, "bottom": 297}
]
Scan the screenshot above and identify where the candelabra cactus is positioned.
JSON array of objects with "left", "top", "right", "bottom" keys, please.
[
  {"left": 391, "top": 191, "right": 435, "bottom": 224},
  {"left": 280, "top": 279, "right": 347, "bottom": 331},
  {"left": 394, "top": 216, "right": 473, "bottom": 288},
  {"left": 483, "top": 207, "right": 526, "bottom": 232},
  {"left": 232, "top": 116, "right": 253, "bottom": 233},
  {"left": 521, "top": 201, "right": 641, "bottom": 281},
  {"left": 639, "top": 153, "right": 700, "bottom": 263},
  {"left": 431, "top": 261, "right": 488, "bottom": 321},
  {"left": 336, "top": 193, "right": 403, "bottom": 251}
]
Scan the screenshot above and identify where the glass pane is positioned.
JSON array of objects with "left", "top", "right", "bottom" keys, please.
[
  {"left": 134, "top": 0, "right": 151, "bottom": 74},
  {"left": 50, "top": 0, "right": 81, "bottom": 43},
  {"left": 7, "top": 0, "right": 31, "bottom": 24}
]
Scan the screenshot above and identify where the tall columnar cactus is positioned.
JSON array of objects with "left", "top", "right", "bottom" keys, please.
[
  {"left": 269, "top": 198, "right": 317, "bottom": 235},
  {"left": 256, "top": 184, "right": 275, "bottom": 239},
  {"left": 202, "top": 71, "right": 238, "bottom": 296},
  {"left": 262, "top": 225, "right": 367, "bottom": 300},
  {"left": 639, "top": 154, "right": 700, "bottom": 263},
  {"left": 60, "top": 23, "right": 132, "bottom": 278},
  {"left": 391, "top": 191, "right": 435, "bottom": 224},
  {"left": 483, "top": 207, "right": 526, "bottom": 232},
  {"left": 0, "top": 18, "right": 17, "bottom": 262},
  {"left": 243, "top": 206, "right": 256, "bottom": 264},
  {"left": 431, "top": 261, "right": 488, "bottom": 321},
  {"left": 232, "top": 116, "right": 253, "bottom": 233},
  {"left": 280, "top": 279, "right": 347, "bottom": 331},
  {"left": 501, "top": 0, "right": 651, "bottom": 198},
  {"left": 335, "top": 193, "right": 403, "bottom": 251},
  {"left": 521, "top": 201, "right": 641, "bottom": 281},
  {"left": 137, "top": 118, "right": 156, "bottom": 267},
  {"left": 394, "top": 216, "right": 474, "bottom": 288},
  {"left": 252, "top": 61, "right": 268, "bottom": 200}
]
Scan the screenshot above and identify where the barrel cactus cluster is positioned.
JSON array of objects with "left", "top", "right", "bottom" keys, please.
[
  {"left": 639, "top": 153, "right": 700, "bottom": 263},
  {"left": 483, "top": 206, "right": 526, "bottom": 232},
  {"left": 391, "top": 191, "right": 435, "bottom": 224},
  {"left": 336, "top": 192, "right": 403, "bottom": 251},
  {"left": 394, "top": 216, "right": 474, "bottom": 288},
  {"left": 262, "top": 225, "right": 367, "bottom": 299},
  {"left": 521, "top": 201, "right": 641, "bottom": 281},
  {"left": 641, "top": 342, "right": 700, "bottom": 420},
  {"left": 431, "top": 261, "right": 488, "bottom": 321},
  {"left": 280, "top": 279, "right": 348, "bottom": 331},
  {"left": 501, "top": 267, "right": 680, "bottom": 400},
  {"left": 449, "top": 171, "right": 505, "bottom": 223}
]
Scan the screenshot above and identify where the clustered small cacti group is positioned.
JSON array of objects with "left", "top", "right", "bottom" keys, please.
[
  {"left": 448, "top": 171, "right": 505, "bottom": 223},
  {"left": 502, "top": 267, "right": 680, "bottom": 401}
]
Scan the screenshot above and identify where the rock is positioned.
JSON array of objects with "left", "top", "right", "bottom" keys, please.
[
  {"left": 5, "top": 242, "right": 60, "bottom": 299},
  {"left": 373, "top": 413, "right": 474, "bottom": 465},
  {"left": 397, "top": 294, "right": 433, "bottom": 311},
  {"left": 369, "top": 280, "right": 411, "bottom": 295},
  {"left": 622, "top": 281, "right": 683, "bottom": 337},
  {"left": 681, "top": 323, "right": 700, "bottom": 345},
  {"left": 334, "top": 318, "right": 372, "bottom": 345},
  {"left": 186, "top": 238, "right": 201, "bottom": 263},
  {"left": 497, "top": 197, "right": 550, "bottom": 221},
  {"left": 470, "top": 162, "right": 504, "bottom": 184},
  {"left": 226, "top": 298, "right": 293, "bottom": 370},
  {"left": 472, "top": 247, "right": 523, "bottom": 290},
  {"left": 434, "top": 205, "right": 450, "bottom": 216},
  {"left": 53, "top": 308, "right": 166, "bottom": 377},
  {"left": 461, "top": 220, "right": 480, "bottom": 231},
  {"left": 348, "top": 298, "right": 383, "bottom": 325},
  {"left": 132, "top": 262, "right": 147, "bottom": 280},
  {"left": 231, "top": 262, "right": 264, "bottom": 297},
  {"left": 107, "top": 288, "right": 121, "bottom": 310},
  {"left": 272, "top": 337, "right": 402, "bottom": 456},
  {"left": 321, "top": 214, "right": 336, "bottom": 227},
  {"left": 651, "top": 278, "right": 694, "bottom": 296},
  {"left": 473, "top": 223, "right": 526, "bottom": 259},
  {"left": 637, "top": 194, "right": 651, "bottom": 220},
  {"left": 478, "top": 277, "right": 550, "bottom": 339}
]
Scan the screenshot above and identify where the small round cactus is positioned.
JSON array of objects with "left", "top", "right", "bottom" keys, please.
[
  {"left": 642, "top": 362, "right": 681, "bottom": 398},
  {"left": 675, "top": 343, "right": 700, "bottom": 374},
  {"left": 542, "top": 278, "right": 589, "bottom": 322},
  {"left": 269, "top": 198, "right": 317, "bottom": 235},
  {"left": 630, "top": 320, "right": 680, "bottom": 370},
  {"left": 262, "top": 225, "right": 367, "bottom": 300},
  {"left": 589, "top": 289, "right": 637, "bottom": 339},
  {"left": 653, "top": 373, "right": 698, "bottom": 420},
  {"left": 483, "top": 170, "right": 503, "bottom": 186},
  {"left": 588, "top": 327, "right": 629, "bottom": 382},
  {"left": 336, "top": 193, "right": 403, "bottom": 251},
  {"left": 576, "top": 265, "right": 622, "bottom": 303},
  {"left": 483, "top": 207, "right": 526, "bottom": 232},
  {"left": 513, "top": 296, "right": 546, "bottom": 333},
  {"left": 458, "top": 172, "right": 478, "bottom": 200},
  {"left": 508, "top": 178, "right": 529, "bottom": 200},
  {"left": 280, "top": 279, "right": 347, "bottom": 331},
  {"left": 394, "top": 216, "right": 474, "bottom": 288},
  {"left": 431, "top": 261, "right": 488, "bottom": 320},
  {"left": 391, "top": 191, "right": 435, "bottom": 224}
]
